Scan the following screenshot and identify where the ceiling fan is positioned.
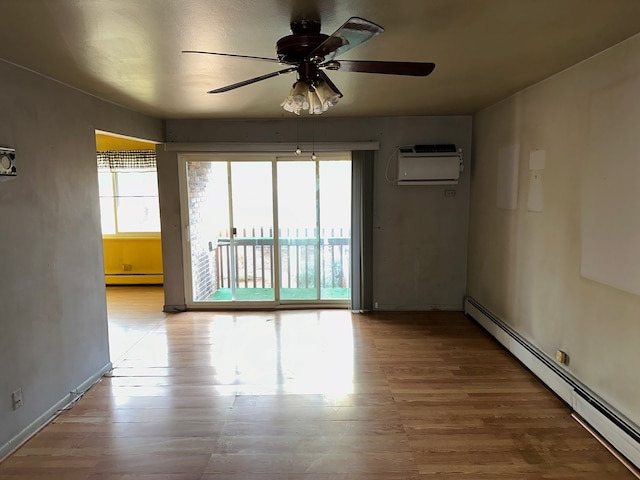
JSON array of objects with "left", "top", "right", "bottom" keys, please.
[{"left": 183, "top": 16, "right": 436, "bottom": 114}]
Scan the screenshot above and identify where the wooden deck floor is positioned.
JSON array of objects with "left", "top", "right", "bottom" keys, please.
[{"left": 0, "top": 286, "right": 634, "bottom": 479}]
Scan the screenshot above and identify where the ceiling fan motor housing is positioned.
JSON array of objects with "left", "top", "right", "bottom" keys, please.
[
  {"left": 297, "top": 61, "right": 320, "bottom": 84},
  {"left": 276, "top": 19, "right": 331, "bottom": 64}
]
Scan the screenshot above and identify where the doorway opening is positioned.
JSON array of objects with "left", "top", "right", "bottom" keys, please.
[
  {"left": 95, "top": 131, "right": 163, "bottom": 364},
  {"left": 96, "top": 132, "right": 163, "bottom": 287}
]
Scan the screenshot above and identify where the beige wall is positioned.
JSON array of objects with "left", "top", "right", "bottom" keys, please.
[
  {"left": 468, "top": 34, "right": 640, "bottom": 427},
  {"left": 0, "top": 59, "right": 163, "bottom": 454}
]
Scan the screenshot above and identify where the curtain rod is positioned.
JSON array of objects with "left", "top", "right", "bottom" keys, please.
[{"left": 162, "top": 142, "right": 380, "bottom": 152}]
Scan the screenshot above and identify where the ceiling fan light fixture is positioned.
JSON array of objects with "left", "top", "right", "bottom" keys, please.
[
  {"left": 281, "top": 81, "right": 310, "bottom": 115},
  {"left": 307, "top": 86, "right": 322, "bottom": 115},
  {"left": 313, "top": 81, "right": 341, "bottom": 111},
  {"left": 281, "top": 79, "right": 340, "bottom": 115}
]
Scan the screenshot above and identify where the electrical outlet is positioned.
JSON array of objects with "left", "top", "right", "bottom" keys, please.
[
  {"left": 556, "top": 350, "right": 569, "bottom": 365},
  {"left": 12, "top": 388, "right": 23, "bottom": 410}
]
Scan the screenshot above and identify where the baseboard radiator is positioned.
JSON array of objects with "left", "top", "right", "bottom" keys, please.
[
  {"left": 105, "top": 273, "right": 163, "bottom": 285},
  {"left": 464, "top": 296, "right": 640, "bottom": 471}
]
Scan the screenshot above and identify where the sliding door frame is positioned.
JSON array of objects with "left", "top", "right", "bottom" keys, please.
[{"left": 178, "top": 149, "right": 370, "bottom": 310}]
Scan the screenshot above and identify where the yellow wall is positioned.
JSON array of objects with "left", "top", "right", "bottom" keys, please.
[
  {"left": 102, "top": 237, "right": 163, "bottom": 285},
  {"left": 98, "top": 133, "right": 162, "bottom": 285},
  {"left": 96, "top": 133, "right": 156, "bottom": 151}
]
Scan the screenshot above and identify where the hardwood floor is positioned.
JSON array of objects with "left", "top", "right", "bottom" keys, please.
[{"left": 0, "top": 286, "right": 635, "bottom": 479}]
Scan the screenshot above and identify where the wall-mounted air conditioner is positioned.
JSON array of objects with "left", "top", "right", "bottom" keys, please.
[{"left": 397, "top": 144, "right": 462, "bottom": 185}]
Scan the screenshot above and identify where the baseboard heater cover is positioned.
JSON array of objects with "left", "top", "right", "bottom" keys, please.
[
  {"left": 105, "top": 274, "right": 163, "bottom": 285},
  {"left": 464, "top": 296, "right": 640, "bottom": 469}
]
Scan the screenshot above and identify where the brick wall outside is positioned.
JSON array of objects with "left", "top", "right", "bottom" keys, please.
[{"left": 186, "top": 161, "right": 219, "bottom": 301}]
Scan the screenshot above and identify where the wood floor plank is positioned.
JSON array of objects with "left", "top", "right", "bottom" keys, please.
[{"left": 0, "top": 286, "right": 635, "bottom": 479}]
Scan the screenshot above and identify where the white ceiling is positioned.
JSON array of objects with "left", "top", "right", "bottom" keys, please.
[{"left": 2, "top": 0, "right": 640, "bottom": 119}]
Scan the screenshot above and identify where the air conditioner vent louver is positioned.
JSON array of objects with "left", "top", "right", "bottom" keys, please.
[{"left": 414, "top": 144, "right": 457, "bottom": 153}]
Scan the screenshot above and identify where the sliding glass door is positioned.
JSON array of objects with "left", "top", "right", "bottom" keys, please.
[
  {"left": 182, "top": 153, "right": 350, "bottom": 307},
  {"left": 318, "top": 160, "right": 351, "bottom": 300},
  {"left": 226, "top": 161, "right": 275, "bottom": 301}
]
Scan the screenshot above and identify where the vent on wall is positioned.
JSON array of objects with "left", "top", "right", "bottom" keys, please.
[{"left": 397, "top": 144, "right": 462, "bottom": 185}]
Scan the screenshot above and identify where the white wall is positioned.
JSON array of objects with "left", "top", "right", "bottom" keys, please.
[
  {"left": 160, "top": 116, "right": 472, "bottom": 310},
  {"left": 0, "top": 60, "right": 163, "bottom": 454},
  {"left": 468, "top": 34, "right": 640, "bottom": 428}
]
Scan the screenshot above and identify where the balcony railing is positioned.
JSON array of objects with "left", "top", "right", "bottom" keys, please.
[{"left": 215, "top": 227, "right": 350, "bottom": 294}]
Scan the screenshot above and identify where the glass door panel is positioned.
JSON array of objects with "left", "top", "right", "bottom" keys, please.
[
  {"left": 277, "top": 160, "right": 318, "bottom": 301},
  {"left": 229, "top": 161, "right": 275, "bottom": 301},
  {"left": 319, "top": 161, "right": 351, "bottom": 300},
  {"left": 185, "top": 161, "right": 230, "bottom": 302}
]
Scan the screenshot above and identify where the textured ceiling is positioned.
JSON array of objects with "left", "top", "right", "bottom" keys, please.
[{"left": 2, "top": 0, "right": 640, "bottom": 119}]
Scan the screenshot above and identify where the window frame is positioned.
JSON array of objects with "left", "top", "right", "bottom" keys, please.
[{"left": 99, "top": 169, "right": 161, "bottom": 238}]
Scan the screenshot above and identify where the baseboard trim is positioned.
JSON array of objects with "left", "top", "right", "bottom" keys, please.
[
  {"left": 374, "top": 303, "right": 462, "bottom": 311},
  {"left": 464, "top": 296, "right": 640, "bottom": 469},
  {"left": 0, "top": 362, "right": 112, "bottom": 462}
]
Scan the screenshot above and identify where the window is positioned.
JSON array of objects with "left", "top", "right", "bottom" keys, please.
[{"left": 97, "top": 150, "right": 160, "bottom": 235}]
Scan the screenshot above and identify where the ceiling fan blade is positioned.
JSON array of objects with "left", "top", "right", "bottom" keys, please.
[
  {"left": 318, "top": 70, "right": 343, "bottom": 98},
  {"left": 308, "top": 17, "right": 384, "bottom": 62},
  {"left": 208, "top": 67, "right": 297, "bottom": 93},
  {"left": 182, "top": 50, "right": 279, "bottom": 63},
  {"left": 336, "top": 60, "right": 435, "bottom": 76}
]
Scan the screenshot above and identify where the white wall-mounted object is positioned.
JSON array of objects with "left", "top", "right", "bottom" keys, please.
[
  {"left": 529, "top": 149, "right": 546, "bottom": 170},
  {"left": 0, "top": 146, "right": 16, "bottom": 181},
  {"left": 527, "top": 171, "right": 544, "bottom": 212},
  {"left": 397, "top": 144, "right": 462, "bottom": 185},
  {"left": 581, "top": 76, "right": 640, "bottom": 296}
]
